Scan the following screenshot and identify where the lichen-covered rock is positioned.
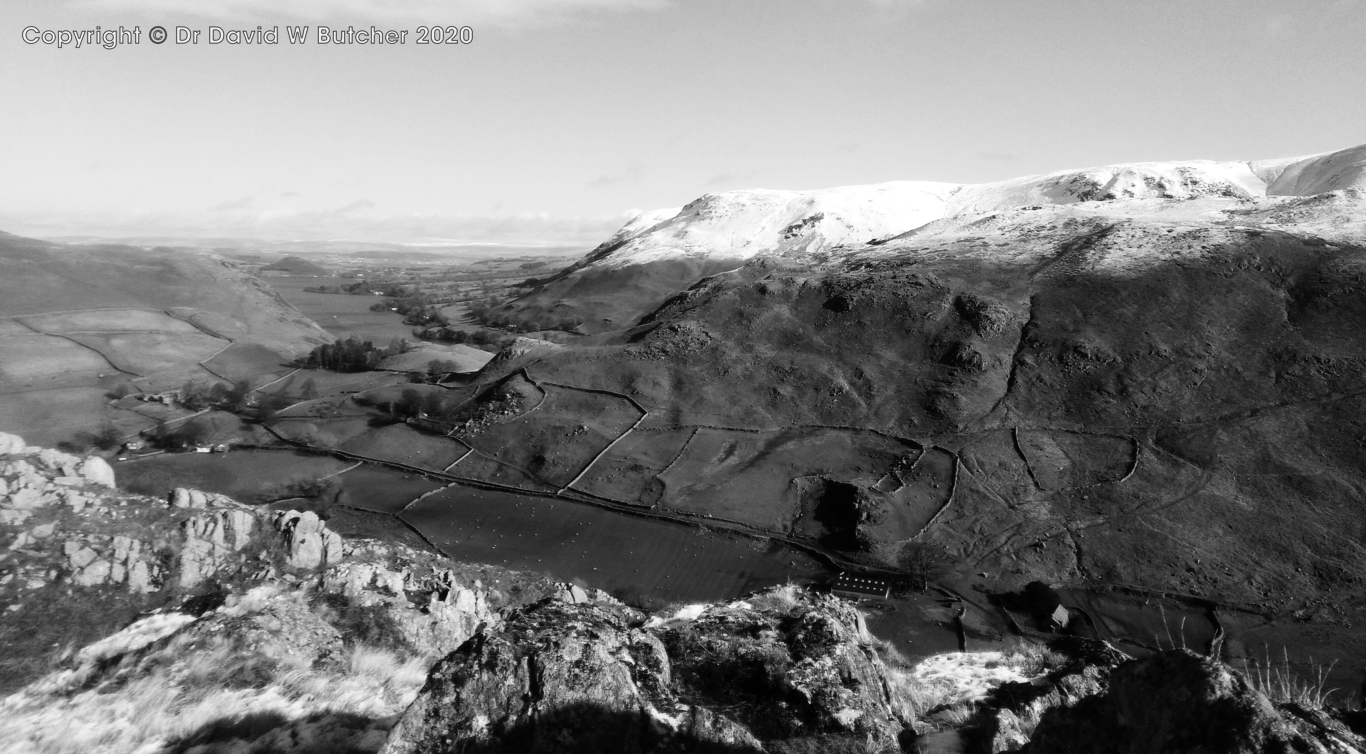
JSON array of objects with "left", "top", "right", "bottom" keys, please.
[
  {"left": 968, "top": 637, "right": 1129, "bottom": 754},
  {"left": 384, "top": 586, "right": 911, "bottom": 754},
  {"left": 1024, "top": 650, "right": 1366, "bottom": 754},
  {"left": 275, "top": 510, "right": 343, "bottom": 570},
  {"left": 179, "top": 507, "right": 257, "bottom": 588},
  {"left": 382, "top": 599, "right": 764, "bottom": 754},
  {"left": 169, "top": 486, "right": 237, "bottom": 509},
  {"left": 0, "top": 431, "right": 26, "bottom": 455},
  {"left": 321, "top": 561, "right": 498, "bottom": 657},
  {"left": 659, "top": 588, "right": 904, "bottom": 743}
]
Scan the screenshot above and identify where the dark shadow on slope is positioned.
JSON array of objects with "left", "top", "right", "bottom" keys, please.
[
  {"left": 394, "top": 702, "right": 767, "bottom": 754},
  {"left": 166, "top": 710, "right": 388, "bottom": 754}
]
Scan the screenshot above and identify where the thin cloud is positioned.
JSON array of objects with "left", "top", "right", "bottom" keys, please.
[
  {"left": 585, "top": 160, "right": 645, "bottom": 189},
  {"left": 335, "top": 198, "right": 376, "bottom": 214},
  {"left": 65, "top": 0, "right": 669, "bottom": 26},
  {"left": 211, "top": 195, "right": 254, "bottom": 211}
]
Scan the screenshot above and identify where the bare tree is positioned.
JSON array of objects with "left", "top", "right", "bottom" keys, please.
[{"left": 896, "top": 541, "right": 954, "bottom": 592}]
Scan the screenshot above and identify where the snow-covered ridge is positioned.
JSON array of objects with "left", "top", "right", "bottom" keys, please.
[{"left": 589, "top": 144, "right": 1366, "bottom": 271}]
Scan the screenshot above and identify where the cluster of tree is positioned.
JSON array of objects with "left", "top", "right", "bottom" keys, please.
[
  {"left": 401, "top": 305, "right": 448, "bottom": 327},
  {"left": 178, "top": 379, "right": 251, "bottom": 411},
  {"left": 297, "top": 337, "right": 410, "bottom": 372},
  {"left": 465, "top": 295, "right": 510, "bottom": 324},
  {"left": 56, "top": 423, "right": 124, "bottom": 453},
  {"left": 368, "top": 292, "right": 438, "bottom": 316},
  {"left": 412, "top": 326, "right": 514, "bottom": 351},
  {"left": 146, "top": 418, "right": 214, "bottom": 449},
  {"left": 377, "top": 388, "right": 461, "bottom": 424}
]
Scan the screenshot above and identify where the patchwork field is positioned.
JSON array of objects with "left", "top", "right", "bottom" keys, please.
[
  {"left": 461, "top": 383, "right": 642, "bottom": 488},
  {"left": 571, "top": 427, "right": 695, "bottom": 505}
]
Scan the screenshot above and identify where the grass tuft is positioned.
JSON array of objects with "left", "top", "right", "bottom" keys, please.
[{"left": 1242, "top": 645, "right": 1340, "bottom": 709}]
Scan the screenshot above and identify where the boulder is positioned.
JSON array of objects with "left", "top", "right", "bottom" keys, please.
[
  {"left": 1024, "top": 650, "right": 1366, "bottom": 754},
  {"left": 79, "top": 457, "right": 115, "bottom": 488}
]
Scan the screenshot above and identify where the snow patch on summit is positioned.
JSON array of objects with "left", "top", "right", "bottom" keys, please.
[{"left": 586, "top": 143, "right": 1366, "bottom": 274}]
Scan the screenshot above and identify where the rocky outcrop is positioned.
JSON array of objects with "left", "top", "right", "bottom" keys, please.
[
  {"left": 382, "top": 598, "right": 765, "bottom": 754},
  {"left": 169, "top": 486, "right": 239, "bottom": 509},
  {"left": 965, "top": 637, "right": 1131, "bottom": 754},
  {"left": 384, "top": 586, "right": 908, "bottom": 753},
  {"left": 177, "top": 505, "right": 257, "bottom": 588},
  {"left": 1023, "top": 650, "right": 1366, "bottom": 754},
  {"left": 322, "top": 557, "right": 499, "bottom": 657},
  {"left": 275, "top": 509, "right": 344, "bottom": 570}
]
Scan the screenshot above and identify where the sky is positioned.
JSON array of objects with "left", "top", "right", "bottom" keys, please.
[{"left": 2, "top": 0, "right": 1363, "bottom": 246}]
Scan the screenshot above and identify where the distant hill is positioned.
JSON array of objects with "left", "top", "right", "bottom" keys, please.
[
  {"left": 0, "top": 232, "right": 333, "bottom": 444},
  {"left": 502, "top": 143, "right": 1366, "bottom": 334},
  {"left": 259, "top": 255, "right": 330, "bottom": 275}
]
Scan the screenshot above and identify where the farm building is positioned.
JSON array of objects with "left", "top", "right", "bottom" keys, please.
[
  {"left": 1048, "top": 604, "right": 1070, "bottom": 630},
  {"left": 830, "top": 573, "right": 892, "bottom": 600}
]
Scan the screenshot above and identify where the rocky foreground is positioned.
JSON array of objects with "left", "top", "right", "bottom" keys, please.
[{"left": 3, "top": 432, "right": 1366, "bottom": 753}]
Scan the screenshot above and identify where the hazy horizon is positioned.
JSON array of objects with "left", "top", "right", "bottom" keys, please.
[{"left": 4, "top": 0, "right": 1363, "bottom": 244}]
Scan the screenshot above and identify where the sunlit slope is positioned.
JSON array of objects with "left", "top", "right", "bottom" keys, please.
[{"left": 503, "top": 144, "right": 1366, "bottom": 334}]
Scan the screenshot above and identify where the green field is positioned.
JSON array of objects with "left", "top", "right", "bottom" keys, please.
[
  {"left": 335, "top": 464, "right": 446, "bottom": 514},
  {"left": 19, "top": 309, "right": 201, "bottom": 334},
  {"left": 462, "top": 384, "right": 642, "bottom": 488},
  {"left": 0, "top": 335, "right": 112, "bottom": 384},
  {"left": 339, "top": 423, "right": 468, "bottom": 472},
  {"left": 65, "top": 332, "right": 227, "bottom": 381},
  {"left": 201, "top": 342, "right": 293, "bottom": 382},
  {"left": 403, "top": 484, "right": 830, "bottom": 606},
  {"left": 116, "top": 449, "right": 353, "bottom": 502}
]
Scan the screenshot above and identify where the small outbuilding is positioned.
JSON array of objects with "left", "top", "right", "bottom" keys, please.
[{"left": 830, "top": 573, "right": 892, "bottom": 600}]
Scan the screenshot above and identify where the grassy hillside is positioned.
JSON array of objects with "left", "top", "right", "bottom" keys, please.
[{"left": 450, "top": 215, "right": 1366, "bottom": 612}]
